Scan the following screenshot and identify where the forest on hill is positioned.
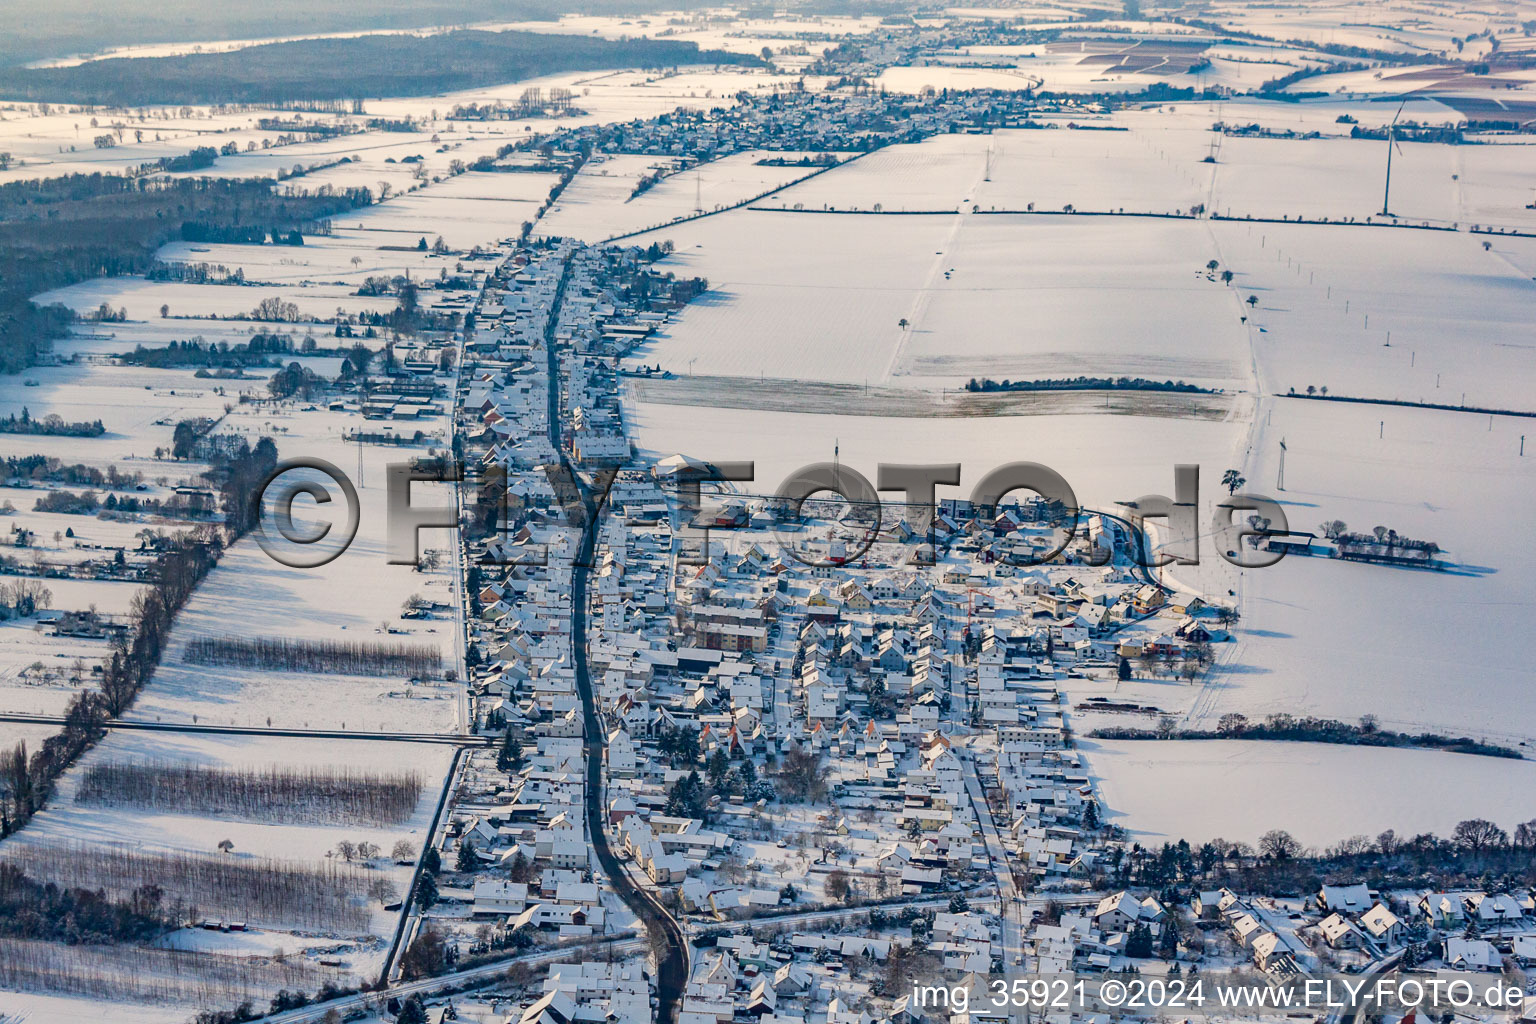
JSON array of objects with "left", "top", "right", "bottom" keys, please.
[{"left": 0, "top": 30, "right": 764, "bottom": 106}]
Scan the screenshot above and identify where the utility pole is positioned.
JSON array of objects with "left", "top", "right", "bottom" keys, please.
[{"left": 1277, "top": 438, "right": 1287, "bottom": 491}]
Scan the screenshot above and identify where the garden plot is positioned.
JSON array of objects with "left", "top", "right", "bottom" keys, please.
[
  {"left": 1082, "top": 738, "right": 1536, "bottom": 848},
  {"left": 1179, "top": 396, "right": 1536, "bottom": 746},
  {"left": 888, "top": 214, "right": 1252, "bottom": 390},
  {"left": 1215, "top": 220, "right": 1536, "bottom": 412},
  {"left": 626, "top": 208, "right": 955, "bottom": 384}
]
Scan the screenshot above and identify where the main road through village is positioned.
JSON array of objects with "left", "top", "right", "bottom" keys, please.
[{"left": 540, "top": 251, "right": 691, "bottom": 1024}]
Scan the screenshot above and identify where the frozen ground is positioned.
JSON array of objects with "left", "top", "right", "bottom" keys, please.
[
  {"left": 1083, "top": 738, "right": 1536, "bottom": 847},
  {"left": 627, "top": 208, "right": 956, "bottom": 384}
]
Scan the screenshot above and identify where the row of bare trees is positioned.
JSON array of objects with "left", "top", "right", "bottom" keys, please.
[
  {"left": 1, "top": 840, "right": 372, "bottom": 933},
  {"left": 77, "top": 761, "right": 425, "bottom": 827},
  {"left": 0, "top": 935, "right": 345, "bottom": 1006},
  {"left": 183, "top": 636, "right": 441, "bottom": 677}
]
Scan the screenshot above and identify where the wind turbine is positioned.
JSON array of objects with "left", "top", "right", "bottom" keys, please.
[{"left": 1381, "top": 101, "right": 1405, "bottom": 217}]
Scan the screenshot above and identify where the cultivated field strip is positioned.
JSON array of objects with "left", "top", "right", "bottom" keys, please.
[
  {"left": 183, "top": 636, "right": 442, "bottom": 677},
  {"left": 76, "top": 760, "right": 425, "bottom": 826},
  {"left": 0, "top": 840, "right": 373, "bottom": 932},
  {"left": 631, "top": 373, "right": 1234, "bottom": 420}
]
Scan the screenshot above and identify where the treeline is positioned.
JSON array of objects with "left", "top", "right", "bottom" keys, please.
[
  {"left": 0, "top": 409, "right": 105, "bottom": 436},
  {"left": 0, "top": 935, "right": 331, "bottom": 1005},
  {"left": 138, "top": 145, "right": 219, "bottom": 175},
  {"left": 0, "top": 173, "right": 371, "bottom": 373},
  {"left": 0, "top": 863, "right": 169, "bottom": 944},
  {"left": 183, "top": 636, "right": 442, "bottom": 677},
  {"left": 0, "top": 29, "right": 763, "bottom": 107},
  {"left": 1090, "top": 711, "right": 1520, "bottom": 759},
  {"left": 267, "top": 361, "right": 328, "bottom": 400},
  {"left": 145, "top": 261, "right": 249, "bottom": 285},
  {"left": 0, "top": 840, "right": 373, "bottom": 933},
  {"left": 123, "top": 332, "right": 322, "bottom": 369},
  {"left": 197, "top": 979, "right": 372, "bottom": 1024},
  {"left": 1110, "top": 819, "right": 1536, "bottom": 902},
  {"left": 2, "top": 454, "right": 142, "bottom": 488},
  {"left": 77, "top": 761, "right": 425, "bottom": 826},
  {"left": 965, "top": 376, "right": 1212, "bottom": 394},
  {"left": 214, "top": 435, "right": 280, "bottom": 537}
]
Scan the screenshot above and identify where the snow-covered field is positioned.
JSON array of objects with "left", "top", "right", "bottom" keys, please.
[
  {"left": 1184, "top": 396, "right": 1536, "bottom": 745},
  {"left": 8, "top": 727, "right": 448, "bottom": 894},
  {"left": 1083, "top": 738, "right": 1536, "bottom": 847},
  {"left": 0, "top": 269, "right": 461, "bottom": 1018},
  {"left": 34, "top": 277, "right": 396, "bottom": 323},
  {"left": 0, "top": 361, "right": 231, "bottom": 467},
  {"left": 627, "top": 208, "right": 956, "bottom": 384},
  {"left": 539, "top": 150, "right": 848, "bottom": 241},
  {"left": 120, "top": 398, "right": 460, "bottom": 733},
  {"left": 1219, "top": 221, "right": 1536, "bottom": 411},
  {"left": 623, "top": 397, "right": 1242, "bottom": 515}
]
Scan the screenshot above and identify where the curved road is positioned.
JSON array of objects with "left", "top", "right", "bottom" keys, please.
[
  {"left": 568, "top": 511, "right": 690, "bottom": 1023},
  {"left": 540, "top": 250, "right": 690, "bottom": 1023}
]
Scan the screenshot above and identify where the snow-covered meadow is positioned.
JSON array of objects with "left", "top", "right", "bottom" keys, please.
[{"left": 1083, "top": 738, "right": 1536, "bottom": 847}]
